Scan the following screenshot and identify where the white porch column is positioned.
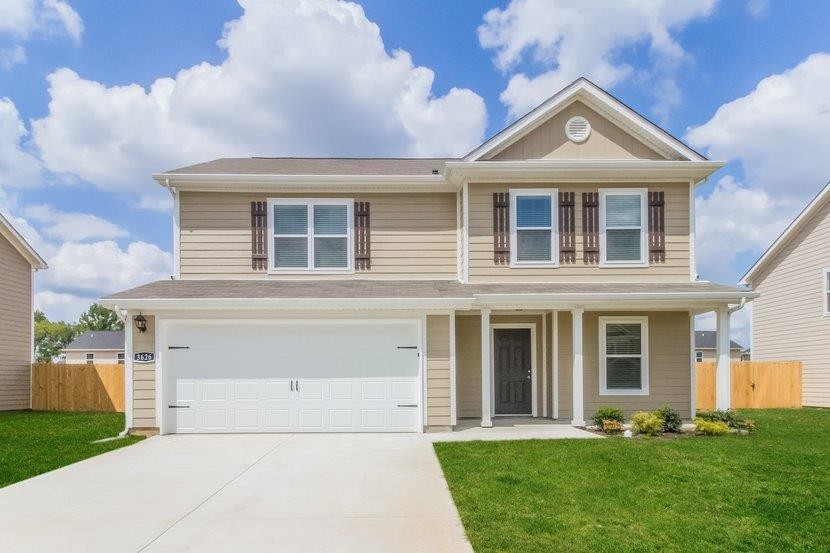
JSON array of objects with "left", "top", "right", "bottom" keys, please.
[
  {"left": 480, "top": 308, "right": 492, "bottom": 427},
  {"left": 571, "top": 308, "right": 585, "bottom": 426},
  {"left": 715, "top": 307, "right": 731, "bottom": 410}
]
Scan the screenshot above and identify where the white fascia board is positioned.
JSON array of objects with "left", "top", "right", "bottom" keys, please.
[
  {"left": 153, "top": 173, "right": 456, "bottom": 193},
  {"left": 99, "top": 297, "right": 476, "bottom": 312},
  {"left": 474, "top": 290, "right": 758, "bottom": 309},
  {"left": 740, "top": 182, "right": 830, "bottom": 284},
  {"left": 0, "top": 212, "right": 47, "bottom": 269},
  {"left": 445, "top": 160, "right": 724, "bottom": 184},
  {"left": 463, "top": 78, "right": 707, "bottom": 162}
]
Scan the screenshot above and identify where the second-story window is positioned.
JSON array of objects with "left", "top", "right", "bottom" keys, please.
[
  {"left": 268, "top": 199, "right": 353, "bottom": 272},
  {"left": 510, "top": 188, "right": 558, "bottom": 266},
  {"left": 600, "top": 188, "right": 647, "bottom": 266}
]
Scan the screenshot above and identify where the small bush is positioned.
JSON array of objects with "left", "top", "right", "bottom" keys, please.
[
  {"left": 601, "top": 419, "right": 623, "bottom": 433},
  {"left": 694, "top": 418, "right": 730, "bottom": 436},
  {"left": 631, "top": 411, "right": 663, "bottom": 436},
  {"left": 656, "top": 405, "right": 682, "bottom": 433},
  {"left": 736, "top": 419, "right": 756, "bottom": 432},
  {"left": 591, "top": 407, "right": 624, "bottom": 428},
  {"left": 696, "top": 409, "right": 738, "bottom": 427}
]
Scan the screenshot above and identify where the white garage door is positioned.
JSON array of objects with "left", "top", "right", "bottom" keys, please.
[{"left": 162, "top": 320, "right": 421, "bottom": 434}]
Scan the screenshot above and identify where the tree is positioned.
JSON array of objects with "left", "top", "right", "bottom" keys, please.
[
  {"left": 77, "top": 303, "right": 123, "bottom": 332},
  {"left": 34, "top": 311, "right": 77, "bottom": 363}
]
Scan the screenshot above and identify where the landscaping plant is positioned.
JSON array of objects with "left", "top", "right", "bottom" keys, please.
[
  {"left": 631, "top": 411, "right": 663, "bottom": 436},
  {"left": 591, "top": 406, "right": 624, "bottom": 428},
  {"left": 655, "top": 405, "right": 682, "bottom": 432},
  {"left": 601, "top": 419, "right": 623, "bottom": 433},
  {"left": 696, "top": 409, "right": 738, "bottom": 427},
  {"left": 694, "top": 418, "right": 730, "bottom": 436}
]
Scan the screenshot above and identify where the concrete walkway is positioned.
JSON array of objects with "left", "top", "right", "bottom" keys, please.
[
  {"left": 0, "top": 434, "right": 472, "bottom": 553},
  {"left": 426, "top": 417, "right": 602, "bottom": 442}
]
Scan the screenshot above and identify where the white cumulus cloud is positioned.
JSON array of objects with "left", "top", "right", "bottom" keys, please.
[
  {"left": 31, "top": 0, "right": 487, "bottom": 208},
  {"left": 0, "top": 98, "right": 42, "bottom": 187},
  {"left": 478, "top": 0, "right": 717, "bottom": 119},
  {"left": 24, "top": 204, "right": 129, "bottom": 241},
  {"left": 0, "top": 0, "right": 82, "bottom": 70}
]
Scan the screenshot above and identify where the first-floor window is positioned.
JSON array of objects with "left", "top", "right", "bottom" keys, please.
[
  {"left": 510, "top": 188, "right": 558, "bottom": 266},
  {"left": 117, "top": 352, "right": 125, "bottom": 365},
  {"left": 599, "top": 316, "right": 649, "bottom": 395},
  {"left": 269, "top": 199, "right": 353, "bottom": 271},
  {"left": 85, "top": 353, "right": 94, "bottom": 365},
  {"left": 695, "top": 350, "right": 703, "bottom": 362}
]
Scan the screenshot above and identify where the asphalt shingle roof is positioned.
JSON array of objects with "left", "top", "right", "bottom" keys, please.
[
  {"left": 163, "top": 158, "right": 454, "bottom": 176},
  {"left": 695, "top": 330, "right": 744, "bottom": 351},
  {"left": 64, "top": 330, "right": 125, "bottom": 351}
]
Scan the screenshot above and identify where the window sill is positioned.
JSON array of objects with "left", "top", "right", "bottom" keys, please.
[
  {"left": 509, "top": 262, "right": 560, "bottom": 269},
  {"left": 267, "top": 268, "right": 355, "bottom": 275},
  {"left": 598, "top": 261, "right": 649, "bottom": 269},
  {"left": 599, "top": 389, "right": 649, "bottom": 396}
]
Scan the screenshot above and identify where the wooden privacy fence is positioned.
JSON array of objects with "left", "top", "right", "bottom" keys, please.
[
  {"left": 31, "top": 363, "right": 125, "bottom": 412},
  {"left": 696, "top": 361, "right": 802, "bottom": 410}
]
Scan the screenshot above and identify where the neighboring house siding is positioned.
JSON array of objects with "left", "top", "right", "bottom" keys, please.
[
  {"left": 467, "top": 182, "right": 691, "bottom": 282},
  {"left": 426, "top": 314, "right": 451, "bottom": 427},
  {"left": 179, "top": 191, "right": 457, "bottom": 279},
  {"left": 557, "top": 311, "right": 692, "bottom": 420},
  {"left": 64, "top": 350, "right": 123, "bottom": 364},
  {"left": 455, "top": 313, "right": 547, "bottom": 419},
  {"left": 0, "top": 236, "right": 32, "bottom": 411},
  {"left": 132, "top": 316, "right": 156, "bottom": 428},
  {"left": 751, "top": 197, "right": 830, "bottom": 408},
  {"left": 695, "top": 349, "right": 742, "bottom": 363},
  {"left": 489, "top": 100, "right": 664, "bottom": 161}
]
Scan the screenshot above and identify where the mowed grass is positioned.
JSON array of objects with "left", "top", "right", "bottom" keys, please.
[
  {"left": 434, "top": 409, "right": 829, "bottom": 552},
  {"left": 0, "top": 411, "right": 144, "bottom": 488}
]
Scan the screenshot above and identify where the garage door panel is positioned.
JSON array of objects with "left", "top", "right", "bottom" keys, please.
[{"left": 165, "top": 321, "right": 420, "bottom": 434}]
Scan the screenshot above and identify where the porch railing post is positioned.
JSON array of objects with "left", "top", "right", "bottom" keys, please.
[
  {"left": 571, "top": 308, "right": 585, "bottom": 426},
  {"left": 715, "top": 307, "right": 731, "bottom": 410}
]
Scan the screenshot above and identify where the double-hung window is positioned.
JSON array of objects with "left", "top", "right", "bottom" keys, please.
[
  {"left": 600, "top": 189, "right": 647, "bottom": 266},
  {"left": 268, "top": 199, "right": 353, "bottom": 272},
  {"left": 510, "top": 188, "right": 558, "bottom": 266},
  {"left": 85, "top": 353, "right": 94, "bottom": 365},
  {"left": 599, "top": 316, "right": 649, "bottom": 395}
]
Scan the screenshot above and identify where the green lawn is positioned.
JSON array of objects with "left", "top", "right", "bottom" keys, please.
[
  {"left": 0, "top": 411, "right": 144, "bottom": 488},
  {"left": 434, "top": 409, "right": 829, "bottom": 553}
]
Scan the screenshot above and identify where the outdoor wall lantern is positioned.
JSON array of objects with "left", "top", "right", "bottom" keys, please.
[{"left": 134, "top": 313, "right": 147, "bottom": 333}]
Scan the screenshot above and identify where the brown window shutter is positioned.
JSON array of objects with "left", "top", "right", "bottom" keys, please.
[
  {"left": 648, "top": 191, "right": 666, "bottom": 263},
  {"left": 582, "top": 192, "right": 599, "bottom": 264},
  {"left": 251, "top": 201, "right": 267, "bottom": 270},
  {"left": 559, "top": 191, "right": 576, "bottom": 263},
  {"left": 354, "top": 201, "right": 371, "bottom": 270},
  {"left": 493, "top": 192, "right": 510, "bottom": 264}
]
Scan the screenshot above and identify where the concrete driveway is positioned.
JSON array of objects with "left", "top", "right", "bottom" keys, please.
[{"left": 0, "top": 434, "right": 473, "bottom": 553}]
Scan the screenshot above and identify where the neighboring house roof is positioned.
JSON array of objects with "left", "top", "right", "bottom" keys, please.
[
  {"left": 0, "top": 212, "right": 47, "bottom": 270},
  {"left": 163, "top": 157, "right": 452, "bottom": 176},
  {"left": 463, "top": 77, "right": 707, "bottom": 162},
  {"left": 63, "top": 330, "right": 125, "bottom": 351},
  {"left": 741, "top": 181, "right": 830, "bottom": 284},
  {"left": 695, "top": 330, "right": 744, "bottom": 351}
]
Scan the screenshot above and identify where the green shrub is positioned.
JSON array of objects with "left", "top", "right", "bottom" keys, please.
[
  {"left": 656, "top": 405, "right": 682, "bottom": 433},
  {"left": 736, "top": 419, "right": 756, "bottom": 432},
  {"left": 696, "top": 409, "right": 738, "bottom": 427},
  {"left": 591, "top": 407, "right": 624, "bottom": 428},
  {"left": 601, "top": 419, "right": 623, "bottom": 433},
  {"left": 631, "top": 411, "right": 663, "bottom": 436},
  {"left": 694, "top": 418, "right": 730, "bottom": 436}
]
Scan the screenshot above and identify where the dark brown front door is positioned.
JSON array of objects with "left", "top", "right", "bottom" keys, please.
[{"left": 494, "top": 328, "right": 532, "bottom": 415}]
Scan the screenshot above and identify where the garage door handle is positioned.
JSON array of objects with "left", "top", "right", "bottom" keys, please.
[
  {"left": 397, "top": 346, "right": 418, "bottom": 349},
  {"left": 397, "top": 404, "right": 417, "bottom": 408},
  {"left": 168, "top": 405, "right": 190, "bottom": 409}
]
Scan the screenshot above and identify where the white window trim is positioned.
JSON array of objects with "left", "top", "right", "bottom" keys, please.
[
  {"left": 599, "top": 316, "right": 649, "bottom": 396},
  {"left": 267, "top": 198, "right": 354, "bottom": 274},
  {"left": 509, "top": 188, "right": 559, "bottom": 268},
  {"left": 823, "top": 268, "right": 830, "bottom": 316},
  {"left": 85, "top": 352, "right": 94, "bottom": 365},
  {"left": 599, "top": 188, "right": 648, "bottom": 268}
]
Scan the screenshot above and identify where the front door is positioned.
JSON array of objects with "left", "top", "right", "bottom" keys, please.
[{"left": 494, "top": 328, "right": 532, "bottom": 415}]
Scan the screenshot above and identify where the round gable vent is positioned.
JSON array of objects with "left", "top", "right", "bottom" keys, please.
[{"left": 565, "top": 116, "right": 591, "bottom": 143}]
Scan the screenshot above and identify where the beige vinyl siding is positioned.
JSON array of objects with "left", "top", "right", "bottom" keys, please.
[
  {"left": 468, "top": 182, "right": 691, "bottom": 282},
  {"left": 179, "top": 191, "right": 457, "bottom": 279},
  {"left": 0, "top": 236, "right": 32, "bottom": 410},
  {"left": 64, "top": 350, "right": 124, "bottom": 364},
  {"left": 426, "top": 314, "right": 451, "bottom": 427},
  {"left": 132, "top": 315, "right": 156, "bottom": 429},
  {"left": 455, "top": 313, "right": 546, "bottom": 419},
  {"left": 556, "top": 311, "right": 692, "bottom": 420},
  {"left": 750, "top": 197, "right": 830, "bottom": 407},
  {"left": 695, "top": 349, "right": 743, "bottom": 364},
  {"left": 489, "top": 100, "right": 664, "bottom": 161}
]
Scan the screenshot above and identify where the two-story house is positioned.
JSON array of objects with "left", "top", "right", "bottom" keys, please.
[{"left": 101, "top": 78, "right": 756, "bottom": 435}]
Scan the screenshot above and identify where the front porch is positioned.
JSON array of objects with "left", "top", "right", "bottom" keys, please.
[
  {"left": 433, "top": 302, "right": 742, "bottom": 430},
  {"left": 426, "top": 416, "right": 599, "bottom": 442}
]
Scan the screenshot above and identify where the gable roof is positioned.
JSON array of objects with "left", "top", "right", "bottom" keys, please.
[
  {"left": 694, "top": 330, "right": 744, "bottom": 351},
  {"left": 164, "top": 157, "right": 452, "bottom": 176},
  {"left": 741, "top": 181, "right": 830, "bottom": 284},
  {"left": 463, "top": 77, "right": 707, "bottom": 162},
  {"left": 0, "top": 212, "right": 47, "bottom": 270},
  {"left": 63, "top": 330, "right": 125, "bottom": 351}
]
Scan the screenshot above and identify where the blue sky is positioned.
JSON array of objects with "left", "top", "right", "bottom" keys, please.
[{"left": 0, "top": 0, "right": 828, "bottom": 344}]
